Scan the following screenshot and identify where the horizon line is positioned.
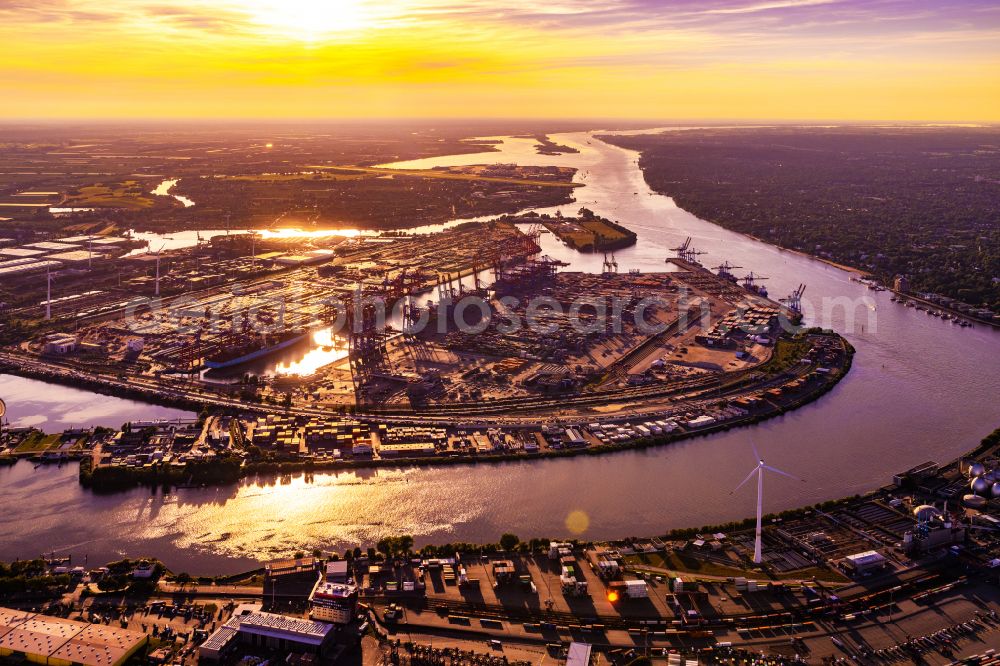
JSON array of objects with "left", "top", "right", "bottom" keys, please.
[{"left": 0, "top": 117, "right": 996, "bottom": 126}]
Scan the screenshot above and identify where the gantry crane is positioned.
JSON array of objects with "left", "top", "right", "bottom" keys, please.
[
  {"left": 668, "top": 236, "right": 692, "bottom": 261},
  {"left": 742, "top": 272, "right": 770, "bottom": 295},
  {"left": 782, "top": 284, "right": 807, "bottom": 313},
  {"left": 713, "top": 261, "right": 743, "bottom": 282}
]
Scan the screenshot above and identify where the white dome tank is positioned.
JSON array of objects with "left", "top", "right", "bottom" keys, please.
[{"left": 968, "top": 462, "right": 986, "bottom": 478}]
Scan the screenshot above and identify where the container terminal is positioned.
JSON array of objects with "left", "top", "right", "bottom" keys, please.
[{"left": 0, "top": 216, "right": 854, "bottom": 488}]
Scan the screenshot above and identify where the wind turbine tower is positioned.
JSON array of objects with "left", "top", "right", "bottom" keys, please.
[
  {"left": 153, "top": 243, "right": 166, "bottom": 296},
  {"left": 45, "top": 266, "right": 53, "bottom": 320},
  {"left": 732, "top": 440, "right": 804, "bottom": 564}
]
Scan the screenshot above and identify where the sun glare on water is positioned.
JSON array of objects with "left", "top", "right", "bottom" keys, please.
[{"left": 238, "top": 0, "right": 374, "bottom": 40}]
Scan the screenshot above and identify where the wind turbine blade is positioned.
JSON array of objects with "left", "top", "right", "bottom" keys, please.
[
  {"left": 730, "top": 466, "right": 759, "bottom": 494},
  {"left": 763, "top": 464, "right": 805, "bottom": 482},
  {"left": 749, "top": 437, "right": 761, "bottom": 463}
]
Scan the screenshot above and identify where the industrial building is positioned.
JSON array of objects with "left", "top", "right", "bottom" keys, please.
[
  {"left": 308, "top": 580, "right": 359, "bottom": 625},
  {"left": 378, "top": 442, "right": 437, "bottom": 458},
  {"left": 0, "top": 258, "right": 61, "bottom": 277},
  {"left": 26, "top": 241, "right": 81, "bottom": 252},
  {"left": 325, "top": 560, "right": 349, "bottom": 583},
  {"left": 0, "top": 607, "right": 147, "bottom": 666},
  {"left": 0, "top": 247, "right": 46, "bottom": 258},
  {"left": 309, "top": 561, "right": 359, "bottom": 624},
  {"left": 46, "top": 250, "right": 106, "bottom": 267},
  {"left": 265, "top": 556, "right": 319, "bottom": 579},
  {"left": 842, "top": 550, "right": 888, "bottom": 575},
  {"left": 904, "top": 505, "right": 967, "bottom": 555},
  {"left": 42, "top": 333, "right": 79, "bottom": 355},
  {"left": 200, "top": 604, "right": 336, "bottom": 661}
]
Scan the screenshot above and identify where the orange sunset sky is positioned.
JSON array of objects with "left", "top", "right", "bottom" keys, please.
[{"left": 1, "top": 0, "right": 998, "bottom": 120}]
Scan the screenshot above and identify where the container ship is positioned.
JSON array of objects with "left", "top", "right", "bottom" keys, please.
[{"left": 204, "top": 329, "right": 310, "bottom": 370}]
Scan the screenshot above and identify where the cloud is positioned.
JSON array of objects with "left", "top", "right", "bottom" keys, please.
[
  {"left": 0, "top": 0, "right": 115, "bottom": 23},
  {"left": 143, "top": 4, "right": 251, "bottom": 31},
  {"left": 703, "top": 0, "right": 838, "bottom": 15}
]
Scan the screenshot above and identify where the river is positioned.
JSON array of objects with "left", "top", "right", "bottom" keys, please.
[
  {"left": 151, "top": 179, "right": 195, "bottom": 208},
  {"left": 1, "top": 130, "right": 998, "bottom": 574}
]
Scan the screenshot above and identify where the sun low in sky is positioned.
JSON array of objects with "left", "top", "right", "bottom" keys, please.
[{"left": 1, "top": 0, "right": 998, "bottom": 121}]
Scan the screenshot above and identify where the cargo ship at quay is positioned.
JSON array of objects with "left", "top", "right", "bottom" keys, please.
[{"left": 203, "top": 330, "right": 311, "bottom": 370}]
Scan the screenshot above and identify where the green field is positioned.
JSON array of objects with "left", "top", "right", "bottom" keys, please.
[
  {"left": 762, "top": 338, "right": 812, "bottom": 373},
  {"left": 14, "top": 432, "right": 62, "bottom": 453},
  {"left": 64, "top": 180, "right": 156, "bottom": 210}
]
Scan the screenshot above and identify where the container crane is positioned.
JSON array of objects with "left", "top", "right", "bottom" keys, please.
[
  {"left": 602, "top": 252, "right": 618, "bottom": 275},
  {"left": 713, "top": 261, "right": 742, "bottom": 282},
  {"left": 684, "top": 246, "right": 706, "bottom": 265},
  {"left": 668, "top": 237, "right": 692, "bottom": 262},
  {"left": 782, "top": 284, "right": 806, "bottom": 313},
  {"left": 742, "top": 272, "right": 769, "bottom": 296}
]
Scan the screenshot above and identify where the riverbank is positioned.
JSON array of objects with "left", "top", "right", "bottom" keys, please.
[
  {"left": 743, "top": 233, "right": 870, "bottom": 277},
  {"left": 889, "top": 289, "right": 1000, "bottom": 329}
]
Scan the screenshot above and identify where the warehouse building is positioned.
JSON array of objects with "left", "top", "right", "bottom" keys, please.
[
  {"left": 26, "top": 241, "right": 81, "bottom": 252},
  {"left": 265, "top": 556, "right": 319, "bottom": 579},
  {"left": 199, "top": 604, "right": 336, "bottom": 661},
  {"left": 46, "top": 250, "right": 107, "bottom": 267},
  {"left": 42, "top": 333, "right": 79, "bottom": 355},
  {"left": 843, "top": 550, "right": 888, "bottom": 575},
  {"left": 0, "top": 258, "right": 62, "bottom": 278},
  {"left": 0, "top": 247, "right": 46, "bottom": 259},
  {"left": 0, "top": 607, "right": 147, "bottom": 666},
  {"left": 378, "top": 442, "right": 437, "bottom": 458},
  {"left": 56, "top": 235, "right": 99, "bottom": 244}
]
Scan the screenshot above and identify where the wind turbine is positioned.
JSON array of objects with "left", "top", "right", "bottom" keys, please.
[
  {"left": 45, "top": 265, "right": 54, "bottom": 320},
  {"left": 731, "top": 439, "right": 804, "bottom": 565},
  {"left": 152, "top": 243, "right": 166, "bottom": 296}
]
